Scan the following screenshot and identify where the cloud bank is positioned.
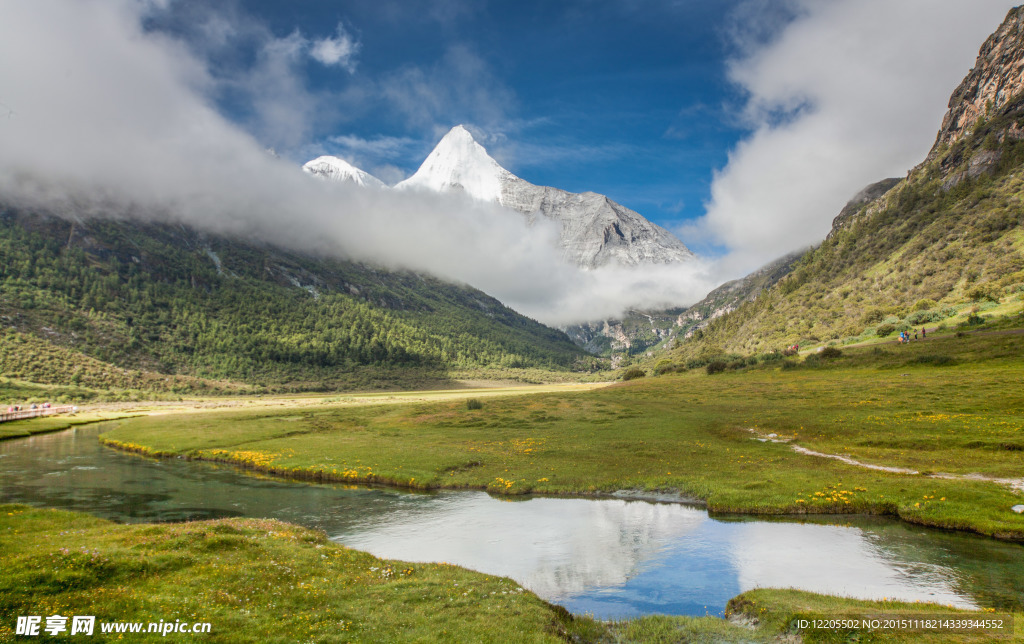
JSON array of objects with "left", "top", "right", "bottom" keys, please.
[
  {"left": 0, "top": 0, "right": 713, "bottom": 326},
  {"left": 691, "top": 0, "right": 1017, "bottom": 275}
]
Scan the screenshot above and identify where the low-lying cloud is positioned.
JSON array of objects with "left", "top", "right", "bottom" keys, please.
[
  {"left": 689, "top": 0, "right": 1018, "bottom": 275},
  {"left": 0, "top": 0, "right": 714, "bottom": 327}
]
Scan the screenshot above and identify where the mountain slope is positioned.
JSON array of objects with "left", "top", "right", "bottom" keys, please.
[
  {"left": 675, "top": 250, "right": 806, "bottom": 339},
  {"left": 0, "top": 208, "right": 591, "bottom": 392},
  {"left": 396, "top": 126, "right": 695, "bottom": 269},
  {"left": 562, "top": 250, "right": 803, "bottom": 359},
  {"left": 302, "top": 156, "right": 386, "bottom": 188},
  {"left": 672, "top": 7, "right": 1024, "bottom": 358}
]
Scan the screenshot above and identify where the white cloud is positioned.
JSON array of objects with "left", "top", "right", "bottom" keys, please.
[
  {"left": 140, "top": 3, "right": 361, "bottom": 153},
  {"left": 0, "top": 0, "right": 713, "bottom": 326},
  {"left": 326, "top": 133, "right": 422, "bottom": 161},
  {"left": 310, "top": 23, "right": 360, "bottom": 71},
  {"left": 693, "top": 0, "right": 1018, "bottom": 276}
]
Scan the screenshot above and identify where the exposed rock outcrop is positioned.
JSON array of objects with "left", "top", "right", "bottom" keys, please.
[
  {"left": 928, "top": 7, "right": 1024, "bottom": 158},
  {"left": 828, "top": 178, "right": 901, "bottom": 236}
]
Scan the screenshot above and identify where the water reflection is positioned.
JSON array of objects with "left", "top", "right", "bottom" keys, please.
[
  {"left": 2, "top": 425, "right": 1022, "bottom": 619},
  {"left": 339, "top": 495, "right": 706, "bottom": 603}
]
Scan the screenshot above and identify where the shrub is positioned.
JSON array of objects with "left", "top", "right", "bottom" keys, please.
[
  {"left": 968, "top": 287, "right": 999, "bottom": 303},
  {"left": 861, "top": 307, "right": 886, "bottom": 324},
  {"left": 909, "top": 355, "right": 957, "bottom": 366},
  {"left": 654, "top": 360, "right": 677, "bottom": 376},
  {"left": 621, "top": 367, "right": 646, "bottom": 381},
  {"left": 875, "top": 323, "right": 896, "bottom": 337},
  {"left": 907, "top": 310, "right": 934, "bottom": 325},
  {"left": 819, "top": 347, "right": 843, "bottom": 359},
  {"left": 466, "top": 398, "right": 483, "bottom": 410},
  {"left": 913, "top": 298, "right": 937, "bottom": 311},
  {"left": 705, "top": 361, "right": 727, "bottom": 375}
]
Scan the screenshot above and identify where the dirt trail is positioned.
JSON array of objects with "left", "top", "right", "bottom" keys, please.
[{"left": 745, "top": 428, "right": 1024, "bottom": 492}]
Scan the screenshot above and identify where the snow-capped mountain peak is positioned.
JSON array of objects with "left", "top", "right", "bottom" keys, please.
[
  {"left": 394, "top": 125, "right": 514, "bottom": 202},
  {"left": 396, "top": 125, "right": 694, "bottom": 268},
  {"left": 302, "top": 156, "right": 385, "bottom": 188},
  {"left": 308, "top": 126, "right": 695, "bottom": 269}
]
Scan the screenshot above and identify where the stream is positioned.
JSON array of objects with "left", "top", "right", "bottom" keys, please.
[{"left": 2, "top": 424, "right": 1022, "bottom": 619}]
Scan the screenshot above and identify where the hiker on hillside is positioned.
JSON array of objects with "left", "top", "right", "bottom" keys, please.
[
  {"left": 922, "top": 327, "right": 926, "bottom": 339},
  {"left": 914, "top": 330, "right": 918, "bottom": 340}
]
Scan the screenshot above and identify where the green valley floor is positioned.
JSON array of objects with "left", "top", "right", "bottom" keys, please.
[{"left": 3, "top": 327, "right": 1024, "bottom": 642}]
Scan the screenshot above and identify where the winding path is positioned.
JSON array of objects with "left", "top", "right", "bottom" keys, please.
[{"left": 745, "top": 428, "right": 1024, "bottom": 492}]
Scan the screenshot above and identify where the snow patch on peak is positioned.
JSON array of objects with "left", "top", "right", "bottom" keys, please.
[
  {"left": 395, "top": 125, "right": 515, "bottom": 203},
  {"left": 303, "top": 156, "right": 385, "bottom": 188}
]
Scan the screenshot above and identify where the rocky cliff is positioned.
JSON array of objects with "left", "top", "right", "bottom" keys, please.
[
  {"left": 828, "top": 178, "right": 901, "bottom": 236},
  {"left": 929, "top": 6, "right": 1024, "bottom": 157}
]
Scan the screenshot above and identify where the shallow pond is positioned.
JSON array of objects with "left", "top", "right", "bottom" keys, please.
[{"left": 2, "top": 424, "right": 1022, "bottom": 618}]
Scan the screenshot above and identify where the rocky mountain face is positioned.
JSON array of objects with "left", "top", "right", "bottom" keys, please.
[
  {"left": 302, "top": 156, "right": 386, "bottom": 188},
  {"left": 668, "top": 7, "right": 1024, "bottom": 358},
  {"left": 394, "top": 126, "right": 696, "bottom": 269},
  {"left": 561, "top": 251, "right": 802, "bottom": 359},
  {"left": 677, "top": 250, "right": 806, "bottom": 339},
  {"left": 562, "top": 309, "right": 685, "bottom": 361},
  {"left": 929, "top": 6, "right": 1024, "bottom": 157},
  {"left": 828, "top": 178, "right": 901, "bottom": 236}
]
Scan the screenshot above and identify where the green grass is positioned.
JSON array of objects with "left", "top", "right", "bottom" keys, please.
[
  {"left": 0, "top": 412, "right": 137, "bottom": 441},
  {"left": 723, "top": 589, "right": 1021, "bottom": 643},
  {"left": 99, "top": 329, "right": 1024, "bottom": 540},
  {"left": 3, "top": 506, "right": 1017, "bottom": 643},
  {"left": 0, "top": 505, "right": 583, "bottom": 643}
]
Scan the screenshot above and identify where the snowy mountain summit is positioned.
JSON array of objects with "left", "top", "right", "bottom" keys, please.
[
  {"left": 303, "top": 156, "right": 385, "bottom": 188},
  {"left": 396, "top": 125, "right": 695, "bottom": 268},
  {"left": 394, "top": 125, "right": 513, "bottom": 202}
]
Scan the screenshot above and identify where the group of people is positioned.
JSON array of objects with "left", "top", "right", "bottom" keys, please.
[
  {"left": 897, "top": 328, "right": 927, "bottom": 344},
  {"left": 5, "top": 402, "right": 52, "bottom": 413}
]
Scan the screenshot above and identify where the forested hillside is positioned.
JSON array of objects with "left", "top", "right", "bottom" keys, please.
[
  {"left": 672, "top": 91, "right": 1024, "bottom": 358},
  {"left": 0, "top": 209, "right": 593, "bottom": 393},
  {"left": 666, "top": 5, "right": 1024, "bottom": 361}
]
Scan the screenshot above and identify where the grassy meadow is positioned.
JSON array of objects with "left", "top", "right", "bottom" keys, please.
[
  {"left": 5, "top": 325, "right": 1023, "bottom": 642},
  {"left": 97, "top": 327, "right": 1024, "bottom": 540},
  {"left": 0, "top": 411, "right": 137, "bottom": 441},
  {"left": 2, "top": 505, "right": 1017, "bottom": 643}
]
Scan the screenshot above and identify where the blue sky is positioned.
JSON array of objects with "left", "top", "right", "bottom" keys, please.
[{"left": 146, "top": 0, "right": 754, "bottom": 237}]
